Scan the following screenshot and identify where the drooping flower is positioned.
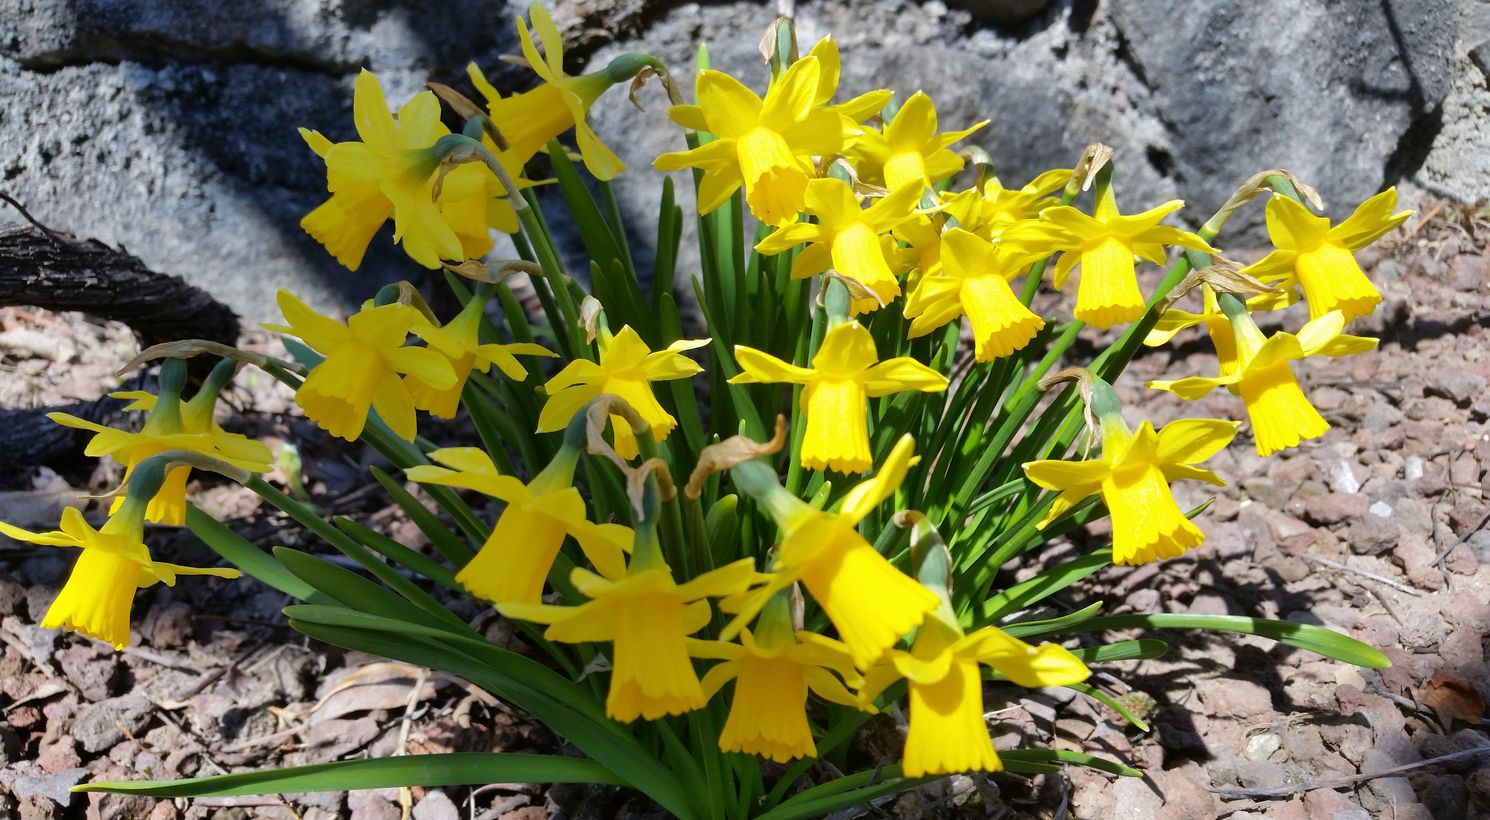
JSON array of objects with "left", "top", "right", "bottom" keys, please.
[
  {"left": 755, "top": 178, "right": 922, "bottom": 309},
  {"left": 505, "top": 557, "right": 757, "bottom": 722},
  {"left": 265, "top": 290, "right": 456, "bottom": 442},
  {"left": 467, "top": 2, "right": 628, "bottom": 179},
  {"left": 536, "top": 326, "right": 708, "bottom": 458},
  {"left": 856, "top": 618, "right": 1089, "bottom": 777},
  {"left": 730, "top": 322, "right": 946, "bottom": 473},
  {"left": 300, "top": 70, "right": 511, "bottom": 270},
  {"left": 654, "top": 54, "right": 847, "bottom": 226},
  {"left": 723, "top": 436, "right": 941, "bottom": 667},
  {"left": 690, "top": 594, "right": 862, "bottom": 762},
  {"left": 1240, "top": 189, "right": 1412, "bottom": 322},
  {"left": 1143, "top": 284, "right": 1294, "bottom": 378},
  {"left": 845, "top": 92, "right": 986, "bottom": 192},
  {"left": 0, "top": 503, "right": 239, "bottom": 649},
  {"left": 1148, "top": 304, "right": 1375, "bottom": 456},
  {"left": 904, "top": 228, "right": 1047, "bottom": 361},
  {"left": 1023, "top": 407, "right": 1239, "bottom": 565},
  {"left": 50, "top": 360, "right": 271, "bottom": 526},
  {"left": 407, "top": 447, "right": 631, "bottom": 604},
  {"left": 1008, "top": 185, "right": 1216, "bottom": 328},
  {"left": 410, "top": 295, "right": 555, "bottom": 419}
]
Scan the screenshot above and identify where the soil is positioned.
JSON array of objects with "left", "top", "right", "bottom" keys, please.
[{"left": 0, "top": 202, "right": 1487, "bottom": 819}]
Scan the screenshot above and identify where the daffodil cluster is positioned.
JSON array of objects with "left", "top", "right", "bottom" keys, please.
[{"left": 33, "top": 9, "right": 1407, "bottom": 814}]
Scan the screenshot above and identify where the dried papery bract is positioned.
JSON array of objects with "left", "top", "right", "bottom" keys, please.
[{"left": 685, "top": 415, "right": 788, "bottom": 499}]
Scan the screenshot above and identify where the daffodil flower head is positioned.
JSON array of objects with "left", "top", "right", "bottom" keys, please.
[
  {"left": 845, "top": 92, "right": 986, "bottom": 192},
  {"left": 466, "top": 2, "right": 629, "bottom": 179},
  {"left": 756, "top": 178, "right": 922, "bottom": 311},
  {"left": 904, "top": 228, "right": 1047, "bottom": 361},
  {"left": 690, "top": 590, "right": 862, "bottom": 762},
  {"left": 938, "top": 168, "right": 1068, "bottom": 240},
  {"left": 1148, "top": 297, "right": 1377, "bottom": 456},
  {"left": 730, "top": 321, "right": 946, "bottom": 473},
  {"left": 407, "top": 443, "right": 631, "bottom": 605},
  {"left": 1010, "top": 177, "right": 1216, "bottom": 328},
  {"left": 1023, "top": 377, "right": 1239, "bottom": 565},
  {"left": 302, "top": 71, "right": 500, "bottom": 271},
  {"left": 654, "top": 53, "right": 846, "bottom": 226},
  {"left": 537, "top": 325, "right": 709, "bottom": 458},
  {"left": 0, "top": 497, "right": 238, "bottom": 650},
  {"left": 1143, "top": 284, "right": 1296, "bottom": 378},
  {"left": 409, "top": 295, "right": 556, "bottom": 419},
  {"left": 265, "top": 290, "right": 457, "bottom": 442},
  {"left": 857, "top": 616, "right": 1090, "bottom": 777},
  {"left": 49, "top": 360, "right": 272, "bottom": 525},
  {"left": 723, "top": 436, "right": 941, "bottom": 668},
  {"left": 1240, "top": 188, "right": 1411, "bottom": 322}
]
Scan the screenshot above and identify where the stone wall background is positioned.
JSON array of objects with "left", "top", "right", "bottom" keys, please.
[{"left": 2, "top": 0, "right": 1486, "bottom": 322}]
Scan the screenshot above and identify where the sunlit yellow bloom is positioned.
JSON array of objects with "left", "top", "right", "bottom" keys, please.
[
  {"left": 407, "top": 447, "right": 631, "bottom": 604},
  {"left": 800, "top": 37, "right": 894, "bottom": 135},
  {"left": 1240, "top": 188, "right": 1411, "bottom": 322},
  {"left": 467, "top": 3, "right": 625, "bottom": 179},
  {"left": 1148, "top": 307, "right": 1375, "bottom": 456},
  {"left": 0, "top": 505, "right": 238, "bottom": 649},
  {"left": 503, "top": 559, "right": 756, "bottom": 722},
  {"left": 537, "top": 326, "right": 708, "bottom": 458},
  {"left": 654, "top": 55, "right": 845, "bottom": 226},
  {"left": 940, "top": 168, "right": 1068, "bottom": 239},
  {"left": 723, "top": 436, "right": 940, "bottom": 667},
  {"left": 730, "top": 322, "right": 946, "bottom": 473},
  {"left": 756, "top": 178, "right": 921, "bottom": 309},
  {"left": 265, "top": 290, "right": 456, "bottom": 442},
  {"left": 1143, "top": 285, "right": 1294, "bottom": 378},
  {"left": 1009, "top": 186, "right": 1216, "bottom": 328},
  {"left": 857, "top": 618, "right": 1089, "bottom": 777},
  {"left": 301, "top": 70, "right": 511, "bottom": 271},
  {"left": 50, "top": 372, "right": 271, "bottom": 526},
  {"left": 846, "top": 92, "right": 986, "bottom": 191},
  {"left": 1023, "top": 414, "right": 1238, "bottom": 565},
  {"left": 410, "top": 297, "right": 555, "bottom": 419},
  {"left": 904, "top": 228, "right": 1046, "bottom": 361},
  {"left": 690, "top": 625, "right": 861, "bottom": 762}
]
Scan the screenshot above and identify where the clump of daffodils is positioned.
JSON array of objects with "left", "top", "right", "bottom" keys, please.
[{"left": 34, "top": 7, "right": 1403, "bottom": 815}]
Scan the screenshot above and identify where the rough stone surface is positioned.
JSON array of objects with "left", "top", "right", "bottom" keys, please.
[{"left": 3, "top": 0, "right": 1485, "bottom": 321}]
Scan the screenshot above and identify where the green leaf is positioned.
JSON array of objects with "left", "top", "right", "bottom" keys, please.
[
  {"left": 75, "top": 752, "right": 623, "bottom": 797},
  {"left": 1068, "top": 639, "right": 1169, "bottom": 665},
  {"left": 274, "top": 549, "right": 466, "bottom": 634},
  {"left": 333, "top": 516, "right": 460, "bottom": 593},
  {"left": 757, "top": 765, "right": 920, "bottom": 820},
  {"left": 371, "top": 466, "right": 476, "bottom": 568},
  {"left": 971, "top": 549, "right": 1113, "bottom": 626},
  {"left": 1062, "top": 614, "right": 1391, "bottom": 669},
  {"left": 1063, "top": 681, "right": 1150, "bottom": 732},
  {"left": 1001, "top": 601, "right": 1105, "bottom": 639},
  {"left": 999, "top": 748, "right": 1141, "bottom": 778},
  {"left": 184, "top": 505, "right": 318, "bottom": 601}
]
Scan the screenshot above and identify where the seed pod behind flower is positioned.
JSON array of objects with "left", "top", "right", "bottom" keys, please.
[{"left": 1022, "top": 374, "right": 1239, "bottom": 565}]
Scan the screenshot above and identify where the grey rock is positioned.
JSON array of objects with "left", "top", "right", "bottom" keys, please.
[
  {"left": 412, "top": 789, "right": 460, "bottom": 820},
  {"left": 73, "top": 692, "right": 153, "bottom": 753},
  {"left": 2, "top": 765, "right": 87, "bottom": 806}
]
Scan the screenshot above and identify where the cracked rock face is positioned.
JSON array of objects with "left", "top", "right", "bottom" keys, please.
[{"left": 1, "top": 0, "right": 1482, "bottom": 320}]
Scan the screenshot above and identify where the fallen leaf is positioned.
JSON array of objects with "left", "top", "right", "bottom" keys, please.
[{"left": 1420, "top": 672, "right": 1486, "bottom": 728}]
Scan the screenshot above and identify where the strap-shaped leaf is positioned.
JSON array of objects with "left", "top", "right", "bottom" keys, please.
[
  {"left": 184, "top": 505, "right": 318, "bottom": 601},
  {"left": 1061, "top": 614, "right": 1391, "bottom": 668}
]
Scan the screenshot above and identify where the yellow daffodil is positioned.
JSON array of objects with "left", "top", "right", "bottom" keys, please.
[
  {"left": 755, "top": 178, "right": 922, "bottom": 309},
  {"left": 1143, "top": 284, "right": 1295, "bottom": 378},
  {"left": 939, "top": 168, "right": 1068, "bottom": 239},
  {"left": 690, "top": 595, "right": 862, "bottom": 762},
  {"left": 857, "top": 618, "right": 1089, "bottom": 777},
  {"left": 50, "top": 362, "right": 271, "bottom": 525},
  {"left": 407, "top": 447, "right": 631, "bottom": 605},
  {"left": 467, "top": 3, "right": 626, "bottom": 179},
  {"left": 301, "top": 70, "right": 508, "bottom": 270},
  {"left": 904, "top": 228, "right": 1046, "bottom": 361},
  {"left": 537, "top": 326, "right": 708, "bottom": 458},
  {"left": 410, "top": 296, "right": 555, "bottom": 419},
  {"left": 1148, "top": 304, "right": 1376, "bottom": 456},
  {"left": 266, "top": 291, "right": 456, "bottom": 442},
  {"left": 724, "top": 436, "right": 940, "bottom": 667},
  {"left": 1240, "top": 189, "right": 1411, "bottom": 322},
  {"left": 505, "top": 558, "right": 756, "bottom": 722},
  {"left": 1010, "top": 186, "right": 1215, "bottom": 328},
  {"left": 0, "top": 503, "right": 238, "bottom": 649},
  {"left": 800, "top": 37, "right": 894, "bottom": 135},
  {"left": 846, "top": 92, "right": 986, "bottom": 191},
  {"left": 654, "top": 55, "right": 844, "bottom": 226},
  {"left": 1023, "top": 407, "right": 1238, "bottom": 565},
  {"left": 893, "top": 212, "right": 946, "bottom": 282},
  {"left": 730, "top": 322, "right": 946, "bottom": 473}
]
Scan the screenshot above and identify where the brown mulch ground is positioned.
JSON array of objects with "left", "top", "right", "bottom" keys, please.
[{"left": 0, "top": 203, "right": 1487, "bottom": 819}]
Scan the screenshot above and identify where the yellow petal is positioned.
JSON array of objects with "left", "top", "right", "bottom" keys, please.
[
  {"left": 1154, "top": 419, "right": 1239, "bottom": 465},
  {"left": 1265, "top": 194, "right": 1331, "bottom": 251},
  {"left": 696, "top": 70, "right": 763, "bottom": 138}
]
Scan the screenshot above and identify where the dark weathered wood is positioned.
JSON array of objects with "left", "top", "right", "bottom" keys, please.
[{"left": 0, "top": 204, "right": 241, "bottom": 467}]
